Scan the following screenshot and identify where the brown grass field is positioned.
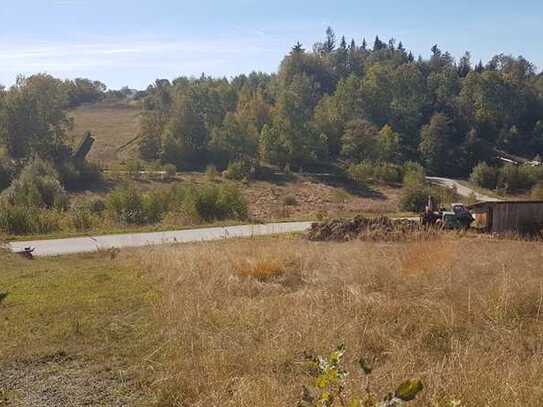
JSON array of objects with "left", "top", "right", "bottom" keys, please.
[
  {"left": 2, "top": 235, "right": 543, "bottom": 405},
  {"left": 68, "top": 101, "right": 143, "bottom": 164}
]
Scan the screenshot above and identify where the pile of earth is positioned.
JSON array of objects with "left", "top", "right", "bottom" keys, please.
[{"left": 307, "top": 215, "right": 424, "bottom": 242}]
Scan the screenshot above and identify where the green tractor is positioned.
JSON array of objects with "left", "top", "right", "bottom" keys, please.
[{"left": 421, "top": 198, "right": 474, "bottom": 230}]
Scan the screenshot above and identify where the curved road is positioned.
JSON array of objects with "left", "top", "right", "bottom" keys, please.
[
  {"left": 7, "top": 222, "right": 313, "bottom": 257},
  {"left": 426, "top": 177, "right": 501, "bottom": 202}
]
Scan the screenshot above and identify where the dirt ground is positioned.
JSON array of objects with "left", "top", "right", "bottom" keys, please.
[
  {"left": 1, "top": 352, "right": 146, "bottom": 406},
  {"left": 72, "top": 172, "right": 403, "bottom": 222},
  {"left": 243, "top": 176, "right": 402, "bottom": 220}
]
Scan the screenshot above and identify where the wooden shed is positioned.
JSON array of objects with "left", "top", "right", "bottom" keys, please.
[{"left": 468, "top": 201, "right": 543, "bottom": 234}]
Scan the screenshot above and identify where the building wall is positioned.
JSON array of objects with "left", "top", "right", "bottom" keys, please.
[{"left": 493, "top": 203, "right": 543, "bottom": 233}]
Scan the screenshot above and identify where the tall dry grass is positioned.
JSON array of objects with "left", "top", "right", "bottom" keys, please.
[{"left": 134, "top": 237, "right": 543, "bottom": 406}]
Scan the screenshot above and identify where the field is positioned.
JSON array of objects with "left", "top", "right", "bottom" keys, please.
[
  {"left": 68, "top": 100, "right": 143, "bottom": 165},
  {"left": 2, "top": 235, "right": 543, "bottom": 406}
]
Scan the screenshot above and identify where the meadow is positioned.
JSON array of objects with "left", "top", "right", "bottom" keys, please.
[{"left": 2, "top": 235, "right": 543, "bottom": 405}]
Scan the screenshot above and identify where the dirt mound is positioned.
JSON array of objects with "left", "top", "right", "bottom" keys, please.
[{"left": 307, "top": 215, "right": 424, "bottom": 242}]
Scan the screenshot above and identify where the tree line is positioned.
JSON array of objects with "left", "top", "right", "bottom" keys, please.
[{"left": 137, "top": 28, "right": 543, "bottom": 177}]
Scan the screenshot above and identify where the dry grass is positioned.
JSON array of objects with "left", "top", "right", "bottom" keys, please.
[
  {"left": 132, "top": 237, "right": 543, "bottom": 406},
  {"left": 68, "top": 101, "right": 143, "bottom": 164}
]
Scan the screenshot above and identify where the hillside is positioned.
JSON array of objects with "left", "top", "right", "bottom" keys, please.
[{"left": 68, "top": 100, "right": 143, "bottom": 165}]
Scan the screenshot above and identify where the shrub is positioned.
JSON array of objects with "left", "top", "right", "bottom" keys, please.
[
  {"left": 470, "top": 162, "right": 498, "bottom": 190},
  {"left": 348, "top": 161, "right": 373, "bottom": 185},
  {"left": 283, "top": 194, "right": 298, "bottom": 206},
  {"left": 216, "top": 184, "right": 248, "bottom": 220},
  {"left": 163, "top": 163, "right": 177, "bottom": 179},
  {"left": 194, "top": 184, "right": 248, "bottom": 222},
  {"left": 497, "top": 164, "right": 536, "bottom": 193},
  {"left": 400, "top": 185, "right": 430, "bottom": 212},
  {"left": 376, "top": 162, "right": 403, "bottom": 184},
  {"left": 143, "top": 192, "right": 167, "bottom": 224},
  {"left": 106, "top": 185, "right": 146, "bottom": 224},
  {"left": 205, "top": 164, "right": 219, "bottom": 180},
  {"left": 82, "top": 198, "right": 106, "bottom": 214},
  {"left": 59, "top": 160, "right": 103, "bottom": 190},
  {"left": 0, "top": 204, "right": 62, "bottom": 235},
  {"left": 70, "top": 207, "right": 99, "bottom": 231},
  {"left": 403, "top": 161, "right": 426, "bottom": 186},
  {"left": 2, "top": 158, "right": 68, "bottom": 210},
  {"left": 223, "top": 160, "right": 251, "bottom": 181},
  {"left": 126, "top": 159, "right": 144, "bottom": 176}
]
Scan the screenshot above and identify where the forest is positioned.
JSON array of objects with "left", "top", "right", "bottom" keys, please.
[
  {"left": 136, "top": 28, "right": 543, "bottom": 178},
  {"left": 1, "top": 27, "right": 543, "bottom": 189}
]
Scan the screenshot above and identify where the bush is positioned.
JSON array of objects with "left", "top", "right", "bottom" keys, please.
[
  {"left": 70, "top": 207, "right": 99, "bottom": 232},
  {"left": 106, "top": 185, "right": 146, "bottom": 224},
  {"left": 2, "top": 158, "right": 68, "bottom": 210},
  {"left": 348, "top": 161, "right": 373, "bottom": 185},
  {"left": 497, "top": 164, "right": 536, "bottom": 193},
  {"left": 205, "top": 164, "right": 219, "bottom": 180},
  {"left": 81, "top": 198, "right": 106, "bottom": 214},
  {"left": 194, "top": 184, "right": 248, "bottom": 222},
  {"left": 400, "top": 185, "right": 430, "bottom": 212},
  {"left": 164, "top": 163, "right": 177, "bottom": 179},
  {"left": 375, "top": 162, "right": 403, "bottom": 184},
  {"left": 223, "top": 160, "right": 251, "bottom": 181},
  {"left": 59, "top": 160, "right": 103, "bottom": 190},
  {"left": 126, "top": 159, "right": 144, "bottom": 176},
  {"left": 0, "top": 204, "right": 62, "bottom": 235},
  {"left": 283, "top": 194, "right": 298, "bottom": 206},
  {"left": 403, "top": 161, "right": 426, "bottom": 186},
  {"left": 470, "top": 162, "right": 498, "bottom": 190}
]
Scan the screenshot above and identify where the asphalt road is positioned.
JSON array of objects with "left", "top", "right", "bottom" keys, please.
[
  {"left": 426, "top": 177, "right": 501, "bottom": 202},
  {"left": 8, "top": 222, "right": 314, "bottom": 257},
  {"left": 6, "top": 178, "right": 496, "bottom": 257}
]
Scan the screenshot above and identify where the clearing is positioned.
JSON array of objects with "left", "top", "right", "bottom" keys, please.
[{"left": 68, "top": 100, "right": 143, "bottom": 165}]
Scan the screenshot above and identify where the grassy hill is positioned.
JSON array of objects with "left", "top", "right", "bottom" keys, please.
[{"left": 68, "top": 100, "right": 143, "bottom": 165}]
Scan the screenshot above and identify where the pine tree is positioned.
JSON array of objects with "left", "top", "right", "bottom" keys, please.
[
  {"left": 361, "top": 38, "right": 367, "bottom": 51},
  {"left": 323, "top": 26, "right": 336, "bottom": 54},
  {"left": 458, "top": 51, "right": 472, "bottom": 77},
  {"left": 292, "top": 42, "right": 304, "bottom": 54},
  {"left": 373, "top": 36, "right": 384, "bottom": 51}
]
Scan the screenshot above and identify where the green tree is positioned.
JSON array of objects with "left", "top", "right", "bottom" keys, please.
[
  {"left": 378, "top": 124, "right": 402, "bottom": 163},
  {"left": 419, "top": 113, "right": 455, "bottom": 175},
  {"left": 340, "top": 119, "right": 379, "bottom": 162},
  {"left": 0, "top": 74, "right": 71, "bottom": 161},
  {"left": 161, "top": 91, "right": 209, "bottom": 169}
]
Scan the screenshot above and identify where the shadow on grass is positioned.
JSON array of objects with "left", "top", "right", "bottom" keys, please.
[
  {"left": 0, "top": 292, "right": 8, "bottom": 304},
  {"left": 305, "top": 173, "right": 389, "bottom": 200}
]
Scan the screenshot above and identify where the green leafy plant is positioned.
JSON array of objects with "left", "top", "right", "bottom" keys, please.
[{"left": 299, "top": 345, "right": 423, "bottom": 407}]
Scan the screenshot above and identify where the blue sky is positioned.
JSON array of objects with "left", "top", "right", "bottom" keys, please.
[{"left": 0, "top": 0, "right": 542, "bottom": 89}]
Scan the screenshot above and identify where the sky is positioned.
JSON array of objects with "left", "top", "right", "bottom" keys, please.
[{"left": 0, "top": 0, "right": 542, "bottom": 89}]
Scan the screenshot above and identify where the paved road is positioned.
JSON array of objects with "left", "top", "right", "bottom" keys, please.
[
  {"left": 7, "top": 222, "right": 313, "bottom": 257},
  {"left": 426, "top": 177, "right": 501, "bottom": 202}
]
